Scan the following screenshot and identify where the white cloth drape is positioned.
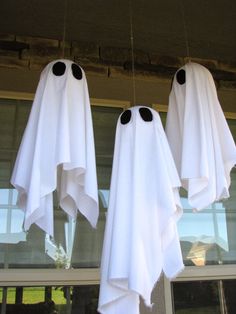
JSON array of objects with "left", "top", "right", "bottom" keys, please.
[
  {"left": 11, "top": 59, "right": 99, "bottom": 236},
  {"left": 166, "top": 62, "right": 236, "bottom": 210},
  {"left": 98, "top": 106, "right": 184, "bottom": 314}
]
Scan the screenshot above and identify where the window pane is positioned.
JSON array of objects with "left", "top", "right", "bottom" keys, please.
[
  {"left": 172, "top": 281, "right": 221, "bottom": 314},
  {"left": 222, "top": 279, "right": 236, "bottom": 313},
  {"left": 0, "top": 189, "right": 9, "bottom": 204},
  {"left": 178, "top": 195, "right": 231, "bottom": 266},
  {"left": 0, "top": 98, "right": 122, "bottom": 268},
  {"left": 0, "top": 285, "right": 99, "bottom": 313},
  {"left": 171, "top": 117, "right": 236, "bottom": 266},
  {"left": 23, "top": 287, "right": 44, "bottom": 304}
]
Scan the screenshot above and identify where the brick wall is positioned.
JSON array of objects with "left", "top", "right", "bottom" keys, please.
[{"left": 0, "top": 33, "right": 236, "bottom": 89}]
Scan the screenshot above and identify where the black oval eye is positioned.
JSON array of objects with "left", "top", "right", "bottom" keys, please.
[
  {"left": 176, "top": 69, "right": 185, "bottom": 85},
  {"left": 139, "top": 107, "right": 153, "bottom": 121},
  {"left": 120, "top": 110, "right": 131, "bottom": 125},
  {"left": 52, "top": 61, "right": 66, "bottom": 76},
  {"left": 71, "top": 63, "right": 83, "bottom": 80}
]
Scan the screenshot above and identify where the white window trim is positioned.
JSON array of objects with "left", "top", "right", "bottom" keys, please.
[
  {"left": 0, "top": 90, "right": 131, "bottom": 109},
  {"left": 153, "top": 103, "right": 236, "bottom": 119},
  {"left": 0, "top": 268, "right": 100, "bottom": 287}
]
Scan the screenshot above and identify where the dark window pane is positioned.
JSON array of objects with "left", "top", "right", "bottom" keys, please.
[
  {"left": 223, "top": 279, "right": 236, "bottom": 314},
  {"left": 172, "top": 281, "right": 221, "bottom": 314}
]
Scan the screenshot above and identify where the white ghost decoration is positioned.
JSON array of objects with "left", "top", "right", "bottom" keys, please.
[
  {"left": 11, "top": 59, "right": 99, "bottom": 236},
  {"left": 166, "top": 62, "right": 236, "bottom": 210},
  {"left": 98, "top": 106, "right": 184, "bottom": 314}
]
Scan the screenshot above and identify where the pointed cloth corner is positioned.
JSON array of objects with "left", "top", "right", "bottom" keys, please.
[{"left": 11, "top": 59, "right": 99, "bottom": 236}]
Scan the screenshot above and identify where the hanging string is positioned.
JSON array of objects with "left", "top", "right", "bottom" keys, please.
[
  {"left": 61, "top": 0, "right": 68, "bottom": 58},
  {"left": 179, "top": 0, "right": 191, "bottom": 62},
  {"left": 129, "top": 0, "right": 136, "bottom": 106}
]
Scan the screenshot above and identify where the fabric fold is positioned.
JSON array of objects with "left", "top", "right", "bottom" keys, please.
[
  {"left": 166, "top": 62, "right": 236, "bottom": 211},
  {"left": 11, "top": 59, "right": 99, "bottom": 236},
  {"left": 98, "top": 106, "right": 184, "bottom": 314}
]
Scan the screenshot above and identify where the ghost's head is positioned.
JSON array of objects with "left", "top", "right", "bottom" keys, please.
[{"left": 170, "top": 62, "right": 218, "bottom": 108}]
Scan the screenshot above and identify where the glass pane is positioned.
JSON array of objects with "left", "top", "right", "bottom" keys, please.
[
  {"left": 23, "top": 287, "right": 44, "bottom": 303},
  {"left": 0, "top": 285, "right": 99, "bottom": 314},
  {"left": 0, "top": 98, "right": 123, "bottom": 268},
  {"left": 172, "top": 281, "right": 221, "bottom": 314},
  {"left": 0, "top": 209, "right": 8, "bottom": 233},
  {"left": 173, "top": 117, "right": 236, "bottom": 266},
  {"left": 0, "top": 189, "right": 9, "bottom": 204},
  {"left": 222, "top": 279, "right": 236, "bottom": 313},
  {"left": 178, "top": 195, "right": 230, "bottom": 266}
]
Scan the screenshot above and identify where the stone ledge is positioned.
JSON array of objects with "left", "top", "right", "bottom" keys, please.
[
  {"left": 150, "top": 54, "right": 183, "bottom": 68},
  {"left": 184, "top": 57, "right": 219, "bottom": 70},
  {"left": 0, "top": 56, "right": 29, "bottom": 69},
  {"left": 22, "top": 46, "right": 71, "bottom": 60},
  {"left": 219, "top": 80, "right": 236, "bottom": 89},
  {"left": 0, "top": 34, "right": 15, "bottom": 41},
  {"left": 0, "top": 49, "right": 19, "bottom": 58},
  {"left": 16, "top": 36, "right": 59, "bottom": 48},
  {"left": 0, "top": 33, "right": 235, "bottom": 87},
  {"left": 109, "top": 65, "right": 171, "bottom": 83},
  {"left": 74, "top": 57, "right": 108, "bottom": 77},
  {"left": 0, "top": 40, "right": 29, "bottom": 52},
  {"left": 72, "top": 41, "right": 99, "bottom": 59},
  {"left": 100, "top": 46, "right": 149, "bottom": 65}
]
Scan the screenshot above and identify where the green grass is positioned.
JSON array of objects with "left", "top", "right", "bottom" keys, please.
[{"left": 0, "top": 287, "right": 67, "bottom": 305}]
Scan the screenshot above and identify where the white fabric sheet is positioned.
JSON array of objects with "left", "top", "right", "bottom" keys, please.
[
  {"left": 98, "top": 106, "right": 184, "bottom": 314},
  {"left": 166, "top": 62, "right": 236, "bottom": 210},
  {"left": 11, "top": 59, "right": 99, "bottom": 236}
]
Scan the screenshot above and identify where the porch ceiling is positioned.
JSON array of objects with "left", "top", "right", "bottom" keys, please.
[{"left": 0, "top": 0, "right": 235, "bottom": 63}]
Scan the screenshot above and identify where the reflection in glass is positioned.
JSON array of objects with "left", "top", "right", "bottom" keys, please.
[
  {"left": 0, "top": 189, "right": 26, "bottom": 244},
  {"left": 178, "top": 196, "right": 229, "bottom": 266},
  {"left": 173, "top": 279, "right": 236, "bottom": 314},
  {"left": 169, "top": 117, "right": 236, "bottom": 267},
  {"left": 172, "top": 281, "right": 221, "bottom": 314},
  {"left": 177, "top": 166, "right": 236, "bottom": 266},
  {"left": 45, "top": 217, "right": 76, "bottom": 269},
  {"left": 0, "top": 285, "right": 99, "bottom": 314}
]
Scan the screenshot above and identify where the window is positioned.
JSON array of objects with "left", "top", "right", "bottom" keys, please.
[
  {"left": 158, "top": 111, "right": 236, "bottom": 314},
  {"left": 0, "top": 285, "right": 100, "bottom": 314},
  {"left": 1, "top": 100, "right": 236, "bottom": 314},
  {"left": 176, "top": 118, "right": 236, "bottom": 268},
  {"left": 172, "top": 279, "right": 236, "bottom": 313},
  {"left": 0, "top": 95, "right": 128, "bottom": 313},
  {"left": 0, "top": 97, "right": 127, "bottom": 269}
]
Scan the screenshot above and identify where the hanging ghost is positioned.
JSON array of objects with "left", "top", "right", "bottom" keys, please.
[
  {"left": 11, "top": 59, "right": 99, "bottom": 236},
  {"left": 98, "top": 106, "right": 184, "bottom": 314},
  {"left": 166, "top": 62, "right": 236, "bottom": 211}
]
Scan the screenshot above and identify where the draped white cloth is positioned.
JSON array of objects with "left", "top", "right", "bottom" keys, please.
[
  {"left": 166, "top": 62, "right": 236, "bottom": 210},
  {"left": 11, "top": 59, "right": 99, "bottom": 236},
  {"left": 98, "top": 106, "right": 184, "bottom": 314}
]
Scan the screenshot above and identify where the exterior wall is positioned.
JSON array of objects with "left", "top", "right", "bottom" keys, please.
[
  {"left": 0, "top": 33, "right": 236, "bottom": 112},
  {"left": 0, "top": 33, "right": 236, "bottom": 314}
]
